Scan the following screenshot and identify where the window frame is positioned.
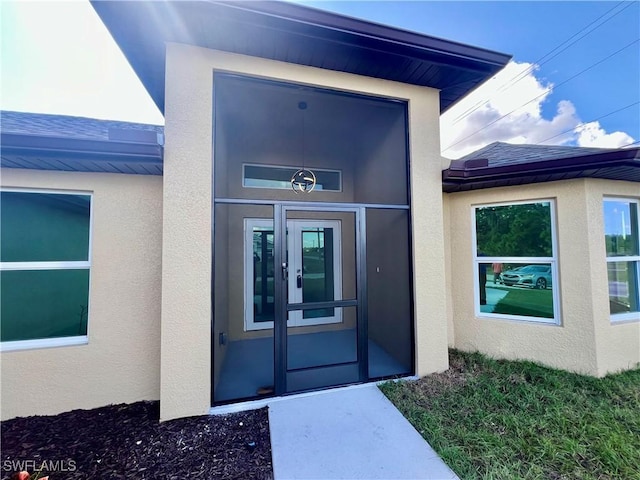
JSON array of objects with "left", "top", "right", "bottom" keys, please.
[
  {"left": 242, "top": 163, "right": 343, "bottom": 192},
  {"left": 603, "top": 196, "right": 640, "bottom": 323},
  {"left": 471, "top": 199, "right": 561, "bottom": 325},
  {"left": 0, "top": 188, "right": 93, "bottom": 352}
]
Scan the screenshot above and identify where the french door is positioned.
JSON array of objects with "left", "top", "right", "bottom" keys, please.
[{"left": 244, "top": 219, "right": 342, "bottom": 330}]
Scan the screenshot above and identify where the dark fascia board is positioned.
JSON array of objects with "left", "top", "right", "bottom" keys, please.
[
  {"left": 1, "top": 133, "right": 164, "bottom": 164},
  {"left": 216, "top": 1, "right": 511, "bottom": 70},
  {"left": 90, "top": 0, "right": 511, "bottom": 114},
  {"left": 442, "top": 148, "right": 640, "bottom": 192}
]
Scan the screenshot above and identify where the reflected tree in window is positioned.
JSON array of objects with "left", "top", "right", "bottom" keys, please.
[{"left": 476, "top": 202, "right": 552, "bottom": 257}]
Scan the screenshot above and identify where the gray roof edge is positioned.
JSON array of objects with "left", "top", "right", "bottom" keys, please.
[
  {"left": 442, "top": 146, "right": 640, "bottom": 191},
  {"left": 1, "top": 132, "right": 163, "bottom": 161}
]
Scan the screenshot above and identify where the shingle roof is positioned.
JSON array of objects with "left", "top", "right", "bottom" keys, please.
[
  {"left": 457, "top": 141, "right": 616, "bottom": 166},
  {"left": 1, "top": 110, "right": 163, "bottom": 140},
  {"left": 443, "top": 141, "right": 640, "bottom": 192},
  {"left": 1, "top": 111, "right": 164, "bottom": 175}
]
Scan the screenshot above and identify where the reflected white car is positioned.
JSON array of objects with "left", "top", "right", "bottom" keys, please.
[{"left": 501, "top": 265, "right": 552, "bottom": 289}]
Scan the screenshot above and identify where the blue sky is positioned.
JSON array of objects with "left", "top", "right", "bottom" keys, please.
[{"left": 2, "top": 1, "right": 638, "bottom": 158}]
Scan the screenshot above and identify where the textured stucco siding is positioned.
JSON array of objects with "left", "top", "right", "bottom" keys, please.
[
  {"left": 442, "top": 193, "right": 455, "bottom": 347},
  {"left": 585, "top": 179, "right": 640, "bottom": 376},
  {"left": 409, "top": 92, "right": 450, "bottom": 376},
  {"left": 160, "top": 43, "right": 448, "bottom": 420},
  {"left": 0, "top": 168, "right": 162, "bottom": 420},
  {"left": 447, "top": 180, "right": 599, "bottom": 375},
  {"left": 446, "top": 178, "right": 639, "bottom": 377}
]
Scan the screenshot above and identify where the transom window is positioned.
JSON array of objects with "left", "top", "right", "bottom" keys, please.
[
  {"left": 243, "top": 164, "right": 341, "bottom": 192},
  {"left": 473, "top": 200, "right": 560, "bottom": 324},
  {"left": 0, "top": 190, "right": 92, "bottom": 351},
  {"left": 603, "top": 198, "right": 639, "bottom": 322}
]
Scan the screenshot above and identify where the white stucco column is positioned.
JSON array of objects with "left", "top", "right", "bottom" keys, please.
[
  {"left": 409, "top": 93, "right": 450, "bottom": 376},
  {"left": 160, "top": 44, "right": 214, "bottom": 421}
]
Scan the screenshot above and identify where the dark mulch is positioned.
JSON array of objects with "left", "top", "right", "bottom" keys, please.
[{"left": 1, "top": 401, "right": 272, "bottom": 480}]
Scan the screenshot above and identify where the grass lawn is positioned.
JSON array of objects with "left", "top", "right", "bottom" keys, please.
[{"left": 380, "top": 350, "right": 640, "bottom": 480}]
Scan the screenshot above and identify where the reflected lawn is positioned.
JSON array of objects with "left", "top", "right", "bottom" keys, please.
[{"left": 493, "top": 287, "right": 554, "bottom": 318}]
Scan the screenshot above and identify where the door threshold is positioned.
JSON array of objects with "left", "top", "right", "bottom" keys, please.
[{"left": 209, "top": 376, "right": 419, "bottom": 416}]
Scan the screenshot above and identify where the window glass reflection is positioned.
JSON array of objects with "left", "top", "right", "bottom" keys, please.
[
  {"left": 607, "top": 261, "right": 639, "bottom": 314},
  {"left": 476, "top": 202, "right": 552, "bottom": 257},
  {"left": 478, "top": 262, "right": 554, "bottom": 319},
  {"left": 0, "top": 192, "right": 91, "bottom": 262},
  {"left": 604, "top": 200, "right": 639, "bottom": 257},
  {"left": 1, "top": 269, "right": 90, "bottom": 342},
  {"left": 474, "top": 201, "right": 557, "bottom": 323}
]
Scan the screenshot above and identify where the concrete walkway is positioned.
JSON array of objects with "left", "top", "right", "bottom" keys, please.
[{"left": 268, "top": 384, "right": 459, "bottom": 480}]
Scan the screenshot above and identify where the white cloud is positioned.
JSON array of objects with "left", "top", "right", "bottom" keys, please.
[
  {"left": 575, "top": 121, "right": 634, "bottom": 148},
  {"left": 440, "top": 61, "right": 635, "bottom": 158}
]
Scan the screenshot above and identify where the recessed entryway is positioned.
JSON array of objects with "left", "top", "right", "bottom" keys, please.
[{"left": 212, "top": 73, "right": 415, "bottom": 405}]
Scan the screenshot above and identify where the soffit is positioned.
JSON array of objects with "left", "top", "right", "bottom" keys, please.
[{"left": 91, "top": 1, "right": 512, "bottom": 114}]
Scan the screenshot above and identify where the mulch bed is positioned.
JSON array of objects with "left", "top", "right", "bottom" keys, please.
[{"left": 1, "top": 401, "right": 273, "bottom": 480}]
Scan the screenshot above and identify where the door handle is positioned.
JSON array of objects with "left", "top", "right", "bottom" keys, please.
[
  {"left": 281, "top": 262, "right": 288, "bottom": 280},
  {"left": 297, "top": 274, "right": 302, "bottom": 289}
]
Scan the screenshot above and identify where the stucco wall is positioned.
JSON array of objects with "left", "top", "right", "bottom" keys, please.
[
  {"left": 446, "top": 178, "right": 639, "bottom": 377},
  {"left": 442, "top": 192, "right": 455, "bottom": 347},
  {"left": 161, "top": 43, "right": 448, "bottom": 420},
  {"left": 0, "top": 168, "right": 162, "bottom": 420},
  {"left": 584, "top": 179, "right": 640, "bottom": 376}
]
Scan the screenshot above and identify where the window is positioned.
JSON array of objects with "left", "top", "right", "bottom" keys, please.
[
  {"left": 473, "top": 200, "right": 559, "bottom": 324},
  {"left": 0, "top": 190, "right": 92, "bottom": 351},
  {"left": 603, "top": 198, "right": 639, "bottom": 321},
  {"left": 243, "top": 164, "right": 341, "bottom": 192}
]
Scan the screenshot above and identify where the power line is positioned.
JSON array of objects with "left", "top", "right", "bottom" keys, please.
[
  {"left": 443, "top": 38, "right": 640, "bottom": 152},
  {"left": 621, "top": 140, "right": 640, "bottom": 148},
  {"left": 450, "top": 1, "right": 633, "bottom": 125},
  {"left": 534, "top": 101, "right": 640, "bottom": 145}
]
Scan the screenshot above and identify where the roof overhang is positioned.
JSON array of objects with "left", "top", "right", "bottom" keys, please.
[
  {"left": 1, "top": 133, "right": 164, "bottom": 175},
  {"left": 91, "top": 0, "right": 511, "bottom": 114},
  {"left": 442, "top": 148, "right": 640, "bottom": 192}
]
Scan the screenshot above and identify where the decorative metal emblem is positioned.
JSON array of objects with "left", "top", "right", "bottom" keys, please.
[{"left": 290, "top": 169, "right": 317, "bottom": 194}]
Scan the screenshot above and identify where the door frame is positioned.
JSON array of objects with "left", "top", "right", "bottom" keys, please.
[
  {"left": 273, "top": 204, "right": 368, "bottom": 395},
  {"left": 243, "top": 218, "right": 343, "bottom": 331}
]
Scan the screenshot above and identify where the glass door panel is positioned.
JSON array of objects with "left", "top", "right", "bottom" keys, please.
[
  {"left": 288, "top": 220, "right": 342, "bottom": 326},
  {"left": 302, "top": 227, "right": 335, "bottom": 319},
  {"left": 245, "top": 219, "right": 276, "bottom": 330}
]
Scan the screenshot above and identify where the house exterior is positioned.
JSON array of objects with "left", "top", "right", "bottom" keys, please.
[
  {"left": 443, "top": 142, "right": 640, "bottom": 377},
  {"left": 1, "top": 2, "right": 637, "bottom": 422}
]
